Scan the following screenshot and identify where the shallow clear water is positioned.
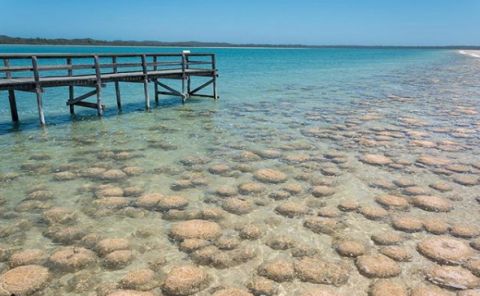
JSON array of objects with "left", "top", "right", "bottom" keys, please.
[{"left": 0, "top": 45, "right": 480, "bottom": 295}]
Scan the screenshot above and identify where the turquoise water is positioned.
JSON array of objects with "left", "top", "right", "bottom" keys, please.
[{"left": 0, "top": 45, "right": 480, "bottom": 295}]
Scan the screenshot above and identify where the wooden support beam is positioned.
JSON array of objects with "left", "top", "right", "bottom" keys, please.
[
  {"left": 31, "top": 56, "right": 45, "bottom": 125},
  {"left": 112, "top": 56, "right": 121, "bottom": 110},
  {"left": 67, "top": 57, "right": 74, "bottom": 114},
  {"left": 66, "top": 89, "right": 98, "bottom": 105},
  {"left": 157, "top": 91, "right": 183, "bottom": 96},
  {"left": 141, "top": 54, "right": 150, "bottom": 110},
  {"left": 3, "top": 59, "right": 19, "bottom": 122},
  {"left": 212, "top": 55, "right": 218, "bottom": 100},
  {"left": 153, "top": 56, "right": 159, "bottom": 104},
  {"left": 181, "top": 53, "right": 188, "bottom": 103},
  {"left": 93, "top": 55, "right": 103, "bottom": 116},
  {"left": 190, "top": 93, "right": 216, "bottom": 99},
  {"left": 189, "top": 78, "right": 215, "bottom": 96},
  {"left": 155, "top": 80, "right": 183, "bottom": 97},
  {"left": 186, "top": 55, "right": 191, "bottom": 95},
  {"left": 74, "top": 101, "right": 105, "bottom": 110}
]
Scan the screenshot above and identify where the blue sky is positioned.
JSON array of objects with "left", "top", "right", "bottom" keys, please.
[{"left": 1, "top": 0, "right": 479, "bottom": 46}]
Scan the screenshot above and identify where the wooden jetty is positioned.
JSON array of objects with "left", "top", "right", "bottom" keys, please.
[{"left": 0, "top": 52, "right": 218, "bottom": 125}]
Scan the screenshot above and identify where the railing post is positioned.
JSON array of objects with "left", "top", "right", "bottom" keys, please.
[
  {"left": 93, "top": 55, "right": 103, "bottom": 116},
  {"left": 31, "top": 56, "right": 46, "bottom": 125},
  {"left": 112, "top": 56, "right": 122, "bottom": 110},
  {"left": 3, "top": 58, "right": 19, "bottom": 122},
  {"left": 153, "top": 55, "right": 159, "bottom": 104},
  {"left": 186, "top": 55, "right": 191, "bottom": 96},
  {"left": 181, "top": 53, "right": 187, "bottom": 103},
  {"left": 141, "top": 54, "right": 150, "bottom": 110},
  {"left": 212, "top": 54, "right": 218, "bottom": 100},
  {"left": 67, "top": 57, "right": 74, "bottom": 114}
]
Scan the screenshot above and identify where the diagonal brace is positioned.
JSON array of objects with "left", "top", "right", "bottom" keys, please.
[
  {"left": 66, "top": 89, "right": 98, "bottom": 105},
  {"left": 189, "top": 78, "right": 214, "bottom": 96},
  {"left": 155, "top": 80, "right": 183, "bottom": 97}
]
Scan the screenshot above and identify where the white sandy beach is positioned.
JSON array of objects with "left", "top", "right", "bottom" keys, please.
[{"left": 459, "top": 50, "right": 480, "bottom": 58}]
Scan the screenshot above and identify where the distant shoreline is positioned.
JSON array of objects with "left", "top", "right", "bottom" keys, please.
[{"left": 0, "top": 35, "right": 479, "bottom": 49}]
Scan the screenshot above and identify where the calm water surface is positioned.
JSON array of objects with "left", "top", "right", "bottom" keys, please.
[{"left": 0, "top": 45, "right": 479, "bottom": 295}]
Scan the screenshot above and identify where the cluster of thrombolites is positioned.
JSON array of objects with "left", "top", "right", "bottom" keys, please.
[{"left": 0, "top": 97, "right": 480, "bottom": 295}]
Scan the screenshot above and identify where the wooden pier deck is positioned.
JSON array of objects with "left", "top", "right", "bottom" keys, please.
[{"left": 0, "top": 52, "right": 218, "bottom": 125}]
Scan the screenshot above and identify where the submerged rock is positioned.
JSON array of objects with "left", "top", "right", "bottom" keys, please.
[
  {"left": 360, "top": 154, "right": 392, "bottom": 166},
  {"left": 294, "top": 257, "right": 350, "bottom": 286},
  {"left": 222, "top": 198, "right": 254, "bottom": 215},
  {"left": 426, "top": 265, "right": 480, "bottom": 290},
  {"left": 391, "top": 215, "right": 424, "bottom": 232},
  {"left": 371, "top": 232, "right": 404, "bottom": 246},
  {"left": 375, "top": 195, "right": 409, "bottom": 210},
  {"left": 162, "top": 265, "right": 210, "bottom": 295},
  {"left": 355, "top": 254, "right": 401, "bottom": 278},
  {"left": 335, "top": 240, "right": 366, "bottom": 257},
  {"left": 49, "top": 247, "right": 96, "bottom": 271},
  {"left": 247, "top": 276, "right": 277, "bottom": 296},
  {"left": 379, "top": 246, "right": 413, "bottom": 262},
  {"left": 119, "top": 268, "right": 157, "bottom": 290},
  {"left": 311, "top": 186, "right": 335, "bottom": 197},
  {"left": 257, "top": 259, "right": 295, "bottom": 282},
  {"left": 103, "top": 250, "right": 133, "bottom": 269},
  {"left": 239, "top": 224, "right": 263, "bottom": 240},
  {"left": 275, "top": 201, "right": 309, "bottom": 217},
  {"left": 170, "top": 220, "right": 222, "bottom": 241},
  {"left": 417, "top": 236, "right": 473, "bottom": 265},
  {"left": 369, "top": 280, "right": 408, "bottom": 296},
  {"left": 254, "top": 169, "right": 288, "bottom": 184},
  {"left": 411, "top": 195, "right": 453, "bottom": 212},
  {"left": 96, "top": 238, "right": 130, "bottom": 256},
  {"left": 0, "top": 265, "right": 50, "bottom": 295},
  {"left": 9, "top": 249, "right": 46, "bottom": 267}
]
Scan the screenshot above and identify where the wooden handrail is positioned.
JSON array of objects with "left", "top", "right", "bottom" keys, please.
[
  {"left": 0, "top": 52, "right": 214, "bottom": 59},
  {"left": 0, "top": 54, "right": 214, "bottom": 75}
]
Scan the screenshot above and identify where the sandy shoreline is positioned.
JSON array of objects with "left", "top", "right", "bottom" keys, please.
[{"left": 459, "top": 50, "right": 480, "bottom": 58}]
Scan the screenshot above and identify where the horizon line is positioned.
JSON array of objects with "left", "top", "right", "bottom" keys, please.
[{"left": 1, "top": 35, "right": 480, "bottom": 49}]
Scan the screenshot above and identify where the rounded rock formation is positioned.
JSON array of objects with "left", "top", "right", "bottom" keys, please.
[
  {"left": 222, "top": 198, "right": 253, "bottom": 215},
  {"left": 104, "top": 250, "right": 133, "bottom": 269},
  {"left": 355, "top": 254, "right": 401, "bottom": 278},
  {"left": 426, "top": 265, "right": 480, "bottom": 290},
  {"left": 9, "top": 249, "right": 46, "bottom": 267},
  {"left": 0, "top": 265, "right": 50, "bottom": 295},
  {"left": 375, "top": 195, "right": 409, "bottom": 210},
  {"left": 369, "top": 280, "right": 408, "bottom": 296},
  {"left": 294, "top": 257, "right": 350, "bottom": 286},
  {"left": 311, "top": 186, "right": 335, "bottom": 198},
  {"left": 275, "top": 201, "right": 309, "bottom": 218},
  {"left": 257, "top": 259, "right": 295, "bottom": 282},
  {"left": 379, "top": 246, "right": 413, "bottom": 262},
  {"left": 162, "top": 265, "right": 210, "bottom": 296},
  {"left": 391, "top": 215, "right": 424, "bottom": 232},
  {"left": 417, "top": 236, "right": 473, "bottom": 265},
  {"left": 157, "top": 195, "right": 189, "bottom": 211},
  {"left": 411, "top": 195, "right": 453, "bottom": 212},
  {"left": 169, "top": 220, "right": 222, "bottom": 241},
  {"left": 96, "top": 238, "right": 130, "bottom": 256},
  {"left": 360, "top": 154, "right": 392, "bottom": 166},
  {"left": 335, "top": 240, "right": 366, "bottom": 257},
  {"left": 254, "top": 169, "right": 288, "bottom": 184},
  {"left": 49, "top": 247, "right": 96, "bottom": 271}
]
